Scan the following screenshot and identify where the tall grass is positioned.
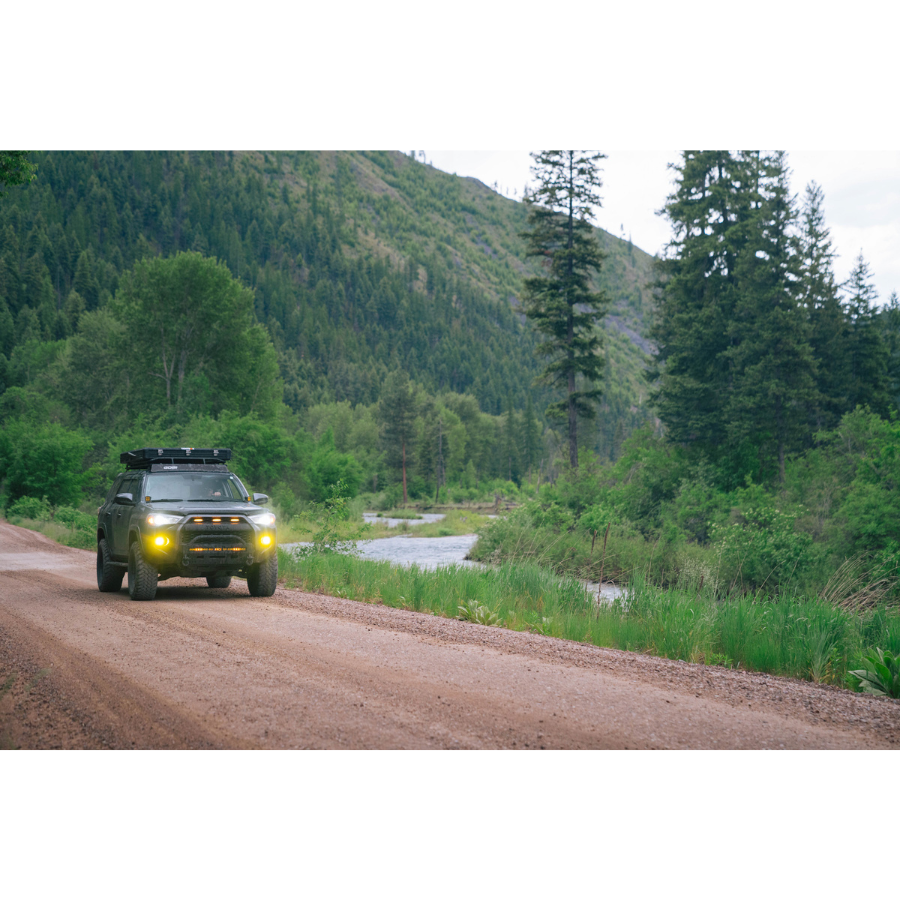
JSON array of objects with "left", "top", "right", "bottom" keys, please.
[{"left": 278, "top": 548, "right": 900, "bottom": 688}]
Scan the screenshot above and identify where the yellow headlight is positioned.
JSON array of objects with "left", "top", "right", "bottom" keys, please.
[
  {"left": 154, "top": 535, "right": 168, "bottom": 547},
  {"left": 260, "top": 535, "right": 272, "bottom": 546}
]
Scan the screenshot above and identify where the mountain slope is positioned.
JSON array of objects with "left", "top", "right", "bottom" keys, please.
[{"left": 0, "top": 150, "right": 656, "bottom": 457}]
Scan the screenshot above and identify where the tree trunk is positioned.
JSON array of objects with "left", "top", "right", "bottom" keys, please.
[
  {"left": 568, "top": 370, "right": 578, "bottom": 468},
  {"left": 156, "top": 325, "right": 174, "bottom": 407},
  {"left": 401, "top": 440, "right": 408, "bottom": 505},
  {"left": 566, "top": 152, "right": 578, "bottom": 470},
  {"left": 434, "top": 419, "right": 443, "bottom": 505}
]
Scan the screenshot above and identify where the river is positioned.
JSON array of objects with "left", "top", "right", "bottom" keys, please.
[{"left": 284, "top": 512, "right": 622, "bottom": 601}]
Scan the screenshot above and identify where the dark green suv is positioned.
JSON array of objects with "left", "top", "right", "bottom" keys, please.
[{"left": 96, "top": 448, "right": 277, "bottom": 601}]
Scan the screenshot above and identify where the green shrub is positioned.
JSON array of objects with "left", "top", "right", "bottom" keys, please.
[
  {"left": 304, "top": 429, "right": 363, "bottom": 502},
  {"left": 8, "top": 496, "right": 52, "bottom": 521},
  {"left": 53, "top": 506, "right": 94, "bottom": 532},
  {"left": 0, "top": 419, "right": 92, "bottom": 507},
  {"left": 711, "top": 487, "right": 815, "bottom": 591},
  {"left": 847, "top": 648, "right": 900, "bottom": 698},
  {"left": 457, "top": 597, "right": 501, "bottom": 626}
]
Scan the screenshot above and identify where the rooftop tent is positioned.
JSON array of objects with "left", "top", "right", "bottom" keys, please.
[{"left": 120, "top": 448, "right": 233, "bottom": 469}]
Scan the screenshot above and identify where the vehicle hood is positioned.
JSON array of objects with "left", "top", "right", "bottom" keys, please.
[{"left": 146, "top": 501, "right": 268, "bottom": 516}]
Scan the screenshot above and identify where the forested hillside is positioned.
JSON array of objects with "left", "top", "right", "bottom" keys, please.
[
  {"left": 0, "top": 151, "right": 654, "bottom": 452},
  {"left": 0, "top": 150, "right": 655, "bottom": 508}
]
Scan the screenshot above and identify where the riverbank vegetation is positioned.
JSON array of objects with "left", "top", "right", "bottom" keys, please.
[
  {"left": 279, "top": 549, "right": 900, "bottom": 691},
  {"left": 471, "top": 409, "right": 900, "bottom": 600}
]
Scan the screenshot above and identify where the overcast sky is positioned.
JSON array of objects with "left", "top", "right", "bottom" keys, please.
[{"left": 423, "top": 151, "right": 900, "bottom": 306}]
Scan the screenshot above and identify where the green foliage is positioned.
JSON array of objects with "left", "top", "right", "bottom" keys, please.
[
  {"left": 7, "top": 495, "right": 51, "bottom": 520},
  {"left": 0, "top": 151, "right": 36, "bottom": 196},
  {"left": 304, "top": 429, "right": 363, "bottom": 502},
  {"left": 110, "top": 251, "right": 281, "bottom": 419},
  {"left": 53, "top": 505, "right": 95, "bottom": 532},
  {"left": 473, "top": 408, "right": 900, "bottom": 600},
  {"left": 0, "top": 419, "right": 92, "bottom": 506},
  {"left": 456, "top": 597, "right": 502, "bottom": 626},
  {"left": 710, "top": 486, "right": 815, "bottom": 591},
  {"left": 378, "top": 369, "right": 417, "bottom": 504},
  {"left": 842, "top": 253, "right": 890, "bottom": 416},
  {"left": 652, "top": 152, "right": 895, "bottom": 484},
  {"left": 0, "top": 149, "right": 659, "bottom": 512},
  {"left": 847, "top": 648, "right": 900, "bottom": 698},
  {"left": 302, "top": 479, "right": 365, "bottom": 556},
  {"left": 4, "top": 497, "right": 96, "bottom": 549},
  {"left": 200, "top": 412, "right": 301, "bottom": 492},
  {"left": 838, "top": 414, "right": 900, "bottom": 554},
  {"left": 377, "top": 508, "right": 422, "bottom": 519}
]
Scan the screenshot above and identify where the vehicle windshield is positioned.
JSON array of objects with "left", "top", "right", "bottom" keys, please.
[{"left": 145, "top": 472, "right": 248, "bottom": 502}]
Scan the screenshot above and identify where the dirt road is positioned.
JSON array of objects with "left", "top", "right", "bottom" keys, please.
[{"left": 1, "top": 520, "right": 898, "bottom": 749}]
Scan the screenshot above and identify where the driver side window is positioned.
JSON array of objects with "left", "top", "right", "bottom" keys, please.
[
  {"left": 116, "top": 475, "right": 140, "bottom": 503},
  {"left": 106, "top": 476, "right": 125, "bottom": 506}
]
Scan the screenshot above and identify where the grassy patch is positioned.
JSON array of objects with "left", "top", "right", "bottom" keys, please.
[
  {"left": 278, "top": 548, "right": 900, "bottom": 688},
  {"left": 279, "top": 508, "right": 493, "bottom": 543},
  {"left": 3, "top": 511, "right": 95, "bottom": 550},
  {"left": 405, "top": 510, "right": 492, "bottom": 537}
]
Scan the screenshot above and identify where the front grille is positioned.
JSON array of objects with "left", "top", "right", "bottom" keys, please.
[
  {"left": 184, "top": 534, "right": 248, "bottom": 562},
  {"left": 183, "top": 519, "right": 251, "bottom": 532}
]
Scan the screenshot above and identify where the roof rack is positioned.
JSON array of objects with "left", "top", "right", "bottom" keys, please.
[{"left": 120, "top": 448, "right": 233, "bottom": 469}]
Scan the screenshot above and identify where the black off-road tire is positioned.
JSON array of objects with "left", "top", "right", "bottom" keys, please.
[
  {"left": 206, "top": 574, "right": 232, "bottom": 589},
  {"left": 247, "top": 552, "right": 277, "bottom": 597},
  {"left": 97, "top": 538, "right": 125, "bottom": 592},
  {"left": 128, "top": 541, "right": 158, "bottom": 601}
]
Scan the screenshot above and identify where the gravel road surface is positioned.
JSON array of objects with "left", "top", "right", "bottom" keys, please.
[{"left": 1, "top": 520, "right": 898, "bottom": 749}]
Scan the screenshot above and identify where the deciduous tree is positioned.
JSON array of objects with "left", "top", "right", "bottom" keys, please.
[
  {"left": 111, "top": 251, "right": 282, "bottom": 420},
  {"left": 0, "top": 152, "right": 36, "bottom": 197}
]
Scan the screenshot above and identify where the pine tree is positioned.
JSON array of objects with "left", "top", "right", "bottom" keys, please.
[
  {"left": 502, "top": 394, "right": 521, "bottom": 484},
  {"left": 843, "top": 252, "right": 890, "bottom": 415},
  {"left": 724, "top": 152, "right": 817, "bottom": 482},
  {"left": 651, "top": 151, "right": 756, "bottom": 452},
  {"left": 521, "top": 151, "right": 610, "bottom": 469},
  {"left": 378, "top": 369, "right": 417, "bottom": 504},
  {"left": 522, "top": 395, "right": 541, "bottom": 476},
  {"left": 798, "top": 181, "right": 848, "bottom": 430},
  {"left": 72, "top": 249, "right": 100, "bottom": 311},
  {"left": 879, "top": 291, "right": 900, "bottom": 413}
]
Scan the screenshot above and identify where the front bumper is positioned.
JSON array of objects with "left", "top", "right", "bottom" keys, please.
[{"left": 140, "top": 519, "right": 276, "bottom": 575}]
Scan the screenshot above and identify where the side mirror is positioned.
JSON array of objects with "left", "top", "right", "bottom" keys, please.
[
  {"left": 252, "top": 492, "right": 269, "bottom": 503},
  {"left": 115, "top": 492, "right": 134, "bottom": 505}
]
